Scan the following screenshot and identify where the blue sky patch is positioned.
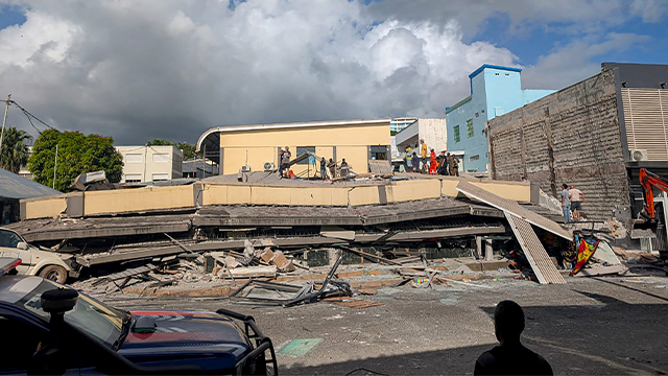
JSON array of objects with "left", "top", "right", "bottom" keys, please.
[{"left": 0, "top": 4, "right": 26, "bottom": 30}]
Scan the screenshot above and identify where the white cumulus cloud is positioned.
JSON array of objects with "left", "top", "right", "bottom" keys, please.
[{"left": 0, "top": 0, "right": 518, "bottom": 144}]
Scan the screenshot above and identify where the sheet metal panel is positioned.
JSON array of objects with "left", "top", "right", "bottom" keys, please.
[
  {"left": 456, "top": 180, "right": 572, "bottom": 240},
  {"left": 0, "top": 168, "right": 61, "bottom": 199},
  {"left": 622, "top": 88, "right": 668, "bottom": 161},
  {"left": 505, "top": 213, "right": 566, "bottom": 285}
]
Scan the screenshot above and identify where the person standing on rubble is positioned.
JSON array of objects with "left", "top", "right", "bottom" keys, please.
[
  {"left": 450, "top": 155, "right": 460, "bottom": 177},
  {"left": 561, "top": 183, "right": 572, "bottom": 223},
  {"left": 328, "top": 158, "right": 337, "bottom": 178},
  {"left": 474, "top": 300, "right": 553, "bottom": 375},
  {"left": 404, "top": 145, "right": 412, "bottom": 172},
  {"left": 437, "top": 151, "right": 448, "bottom": 175},
  {"left": 446, "top": 152, "right": 453, "bottom": 175},
  {"left": 420, "top": 139, "right": 428, "bottom": 173},
  {"left": 280, "top": 146, "right": 291, "bottom": 178},
  {"left": 429, "top": 148, "right": 437, "bottom": 175},
  {"left": 320, "top": 157, "right": 327, "bottom": 180},
  {"left": 278, "top": 148, "right": 285, "bottom": 177},
  {"left": 569, "top": 184, "right": 584, "bottom": 221},
  {"left": 411, "top": 152, "right": 419, "bottom": 172}
]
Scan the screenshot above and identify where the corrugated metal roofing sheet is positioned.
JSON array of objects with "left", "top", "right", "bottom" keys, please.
[
  {"left": 0, "top": 168, "right": 61, "bottom": 199},
  {"left": 456, "top": 180, "right": 572, "bottom": 240},
  {"left": 505, "top": 213, "right": 566, "bottom": 284}
]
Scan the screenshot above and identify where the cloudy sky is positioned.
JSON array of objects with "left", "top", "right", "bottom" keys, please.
[{"left": 0, "top": 0, "right": 666, "bottom": 145}]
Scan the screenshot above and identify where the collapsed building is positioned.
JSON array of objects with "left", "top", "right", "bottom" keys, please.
[{"left": 7, "top": 174, "right": 582, "bottom": 285}]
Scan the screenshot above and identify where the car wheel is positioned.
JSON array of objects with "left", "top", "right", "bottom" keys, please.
[{"left": 38, "top": 265, "right": 68, "bottom": 283}]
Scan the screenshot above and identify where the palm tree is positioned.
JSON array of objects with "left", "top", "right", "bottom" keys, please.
[{"left": 0, "top": 127, "right": 32, "bottom": 173}]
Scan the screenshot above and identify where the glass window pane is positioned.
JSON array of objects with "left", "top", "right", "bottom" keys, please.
[
  {"left": 369, "top": 146, "right": 387, "bottom": 160},
  {"left": 296, "top": 146, "right": 316, "bottom": 165},
  {"left": 0, "top": 230, "right": 22, "bottom": 248}
]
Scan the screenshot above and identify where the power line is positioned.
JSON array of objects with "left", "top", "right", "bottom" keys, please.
[{"left": 0, "top": 99, "right": 58, "bottom": 135}]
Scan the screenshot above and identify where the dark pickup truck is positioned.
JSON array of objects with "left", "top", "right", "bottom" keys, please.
[{"left": 0, "top": 257, "right": 277, "bottom": 375}]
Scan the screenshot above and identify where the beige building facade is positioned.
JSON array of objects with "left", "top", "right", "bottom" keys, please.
[
  {"left": 197, "top": 119, "right": 391, "bottom": 177},
  {"left": 395, "top": 118, "right": 447, "bottom": 155},
  {"left": 116, "top": 146, "right": 183, "bottom": 183}
]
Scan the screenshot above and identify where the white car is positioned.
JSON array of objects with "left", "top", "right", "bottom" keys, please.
[{"left": 0, "top": 227, "right": 75, "bottom": 283}]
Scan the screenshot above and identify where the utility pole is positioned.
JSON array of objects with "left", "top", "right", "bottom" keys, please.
[
  {"left": 52, "top": 144, "right": 58, "bottom": 189},
  {"left": 0, "top": 94, "right": 11, "bottom": 158}
]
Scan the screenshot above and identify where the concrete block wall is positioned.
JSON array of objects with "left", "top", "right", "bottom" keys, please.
[{"left": 488, "top": 69, "right": 630, "bottom": 220}]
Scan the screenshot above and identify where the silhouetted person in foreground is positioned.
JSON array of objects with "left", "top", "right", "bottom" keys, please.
[{"left": 475, "top": 300, "right": 553, "bottom": 375}]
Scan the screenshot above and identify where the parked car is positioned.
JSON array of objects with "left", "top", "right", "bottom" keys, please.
[
  {"left": 0, "top": 257, "right": 278, "bottom": 375},
  {"left": 0, "top": 227, "right": 75, "bottom": 283}
]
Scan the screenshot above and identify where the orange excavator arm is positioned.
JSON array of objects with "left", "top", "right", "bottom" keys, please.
[{"left": 639, "top": 168, "right": 668, "bottom": 219}]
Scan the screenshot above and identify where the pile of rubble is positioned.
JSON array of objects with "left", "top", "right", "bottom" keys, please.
[{"left": 73, "top": 239, "right": 532, "bottom": 308}]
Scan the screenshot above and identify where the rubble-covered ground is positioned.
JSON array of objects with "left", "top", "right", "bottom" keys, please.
[{"left": 99, "top": 275, "right": 668, "bottom": 375}]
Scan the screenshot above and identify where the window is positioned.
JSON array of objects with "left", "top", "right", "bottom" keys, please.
[
  {"left": 152, "top": 173, "right": 169, "bottom": 181},
  {"left": 152, "top": 153, "right": 170, "bottom": 163},
  {"left": 125, "top": 153, "right": 142, "bottom": 163},
  {"left": 466, "top": 119, "right": 474, "bottom": 138},
  {"left": 125, "top": 174, "right": 142, "bottom": 183},
  {"left": 453, "top": 125, "right": 460, "bottom": 143},
  {"left": 296, "top": 146, "right": 316, "bottom": 165},
  {"left": 469, "top": 155, "right": 480, "bottom": 162},
  {"left": 0, "top": 229, "right": 22, "bottom": 248},
  {"left": 369, "top": 146, "right": 388, "bottom": 160}
]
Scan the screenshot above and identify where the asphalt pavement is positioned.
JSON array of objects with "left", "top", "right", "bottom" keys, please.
[{"left": 104, "top": 276, "right": 668, "bottom": 375}]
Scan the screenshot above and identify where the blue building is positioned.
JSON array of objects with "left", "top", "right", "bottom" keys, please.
[{"left": 445, "top": 65, "right": 554, "bottom": 172}]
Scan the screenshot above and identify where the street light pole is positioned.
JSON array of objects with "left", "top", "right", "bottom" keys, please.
[
  {"left": 0, "top": 94, "right": 12, "bottom": 158},
  {"left": 52, "top": 144, "right": 58, "bottom": 189}
]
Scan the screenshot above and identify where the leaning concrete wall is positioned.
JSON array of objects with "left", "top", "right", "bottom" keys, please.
[{"left": 488, "top": 69, "right": 629, "bottom": 220}]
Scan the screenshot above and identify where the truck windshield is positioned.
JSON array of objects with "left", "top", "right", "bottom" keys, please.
[{"left": 15, "top": 280, "right": 125, "bottom": 348}]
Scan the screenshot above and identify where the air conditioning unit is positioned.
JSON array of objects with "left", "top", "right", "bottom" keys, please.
[
  {"left": 629, "top": 149, "right": 648, "bottom": 162},
  {"left": 240, "top": 165, "right": 251, "bottom": 173},
  {"left": 263, "top": 162, "right": 275, "bottom": 171}
]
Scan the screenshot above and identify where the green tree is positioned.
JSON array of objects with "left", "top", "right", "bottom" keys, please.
[
  {"left": 146, "top": 138, "right": 173, "bottom": 146},
  {"left": 28, "top": 130, "right": 123, "bottom": 192},
  {"left": 0, "top": 127, "right": 32, "bottom": 173},
  {"left": 146, "top": 138, "right": 197, "bottom": 160}
]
